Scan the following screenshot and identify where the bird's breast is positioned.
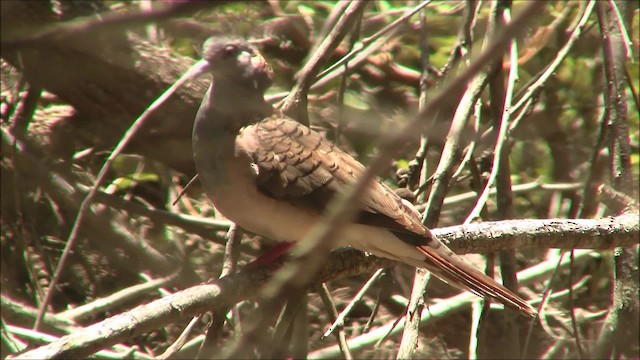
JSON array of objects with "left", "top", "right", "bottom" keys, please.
[{"left": 198, "top": 147, "right": 318, "bottom": 243}]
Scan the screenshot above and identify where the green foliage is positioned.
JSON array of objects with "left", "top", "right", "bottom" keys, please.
[{"left": 107, "top": 173, "right": 159, "bottom": 192}]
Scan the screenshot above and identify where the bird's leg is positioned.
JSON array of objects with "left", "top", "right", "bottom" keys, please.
[{"left": 245, "top": 242, "right": 295, "bottom": 269}]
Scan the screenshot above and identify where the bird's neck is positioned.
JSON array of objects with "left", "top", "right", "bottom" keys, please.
[
  {"left": 192, "top": 78, "right": 273, "bottom": 187},
  {"left": 206, "top": 76, "right": 273, "bottom": 126}
]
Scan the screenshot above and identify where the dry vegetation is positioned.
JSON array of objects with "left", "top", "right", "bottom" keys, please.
[{"left": 1, "top": 1, "right": 639, "bottom": 359}]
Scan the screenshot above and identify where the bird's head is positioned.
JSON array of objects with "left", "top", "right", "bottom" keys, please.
[{"left": 201, "top": 37, "right": 274, "bottom": 94}]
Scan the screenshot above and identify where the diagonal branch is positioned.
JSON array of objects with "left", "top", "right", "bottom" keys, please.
[{"left": 12, "top": 212, "right": 638, "bottom": 359}]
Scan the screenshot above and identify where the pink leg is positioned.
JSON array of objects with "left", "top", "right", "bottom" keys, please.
[{"left": 245, "top": 242, "right": 295, "bottom": 269}]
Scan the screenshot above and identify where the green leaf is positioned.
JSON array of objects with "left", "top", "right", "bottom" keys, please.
[{"left": 344, "top": 91, "right": 370, "bottom": 111}]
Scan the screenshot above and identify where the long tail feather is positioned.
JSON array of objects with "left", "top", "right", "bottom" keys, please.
[{"left": 415, "top": 245, "right": 537, "bottom": 317}]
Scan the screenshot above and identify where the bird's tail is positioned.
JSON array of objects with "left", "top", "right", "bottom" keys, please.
[{"left": 415, "top": 244, "right": 537, "bottom": 317}]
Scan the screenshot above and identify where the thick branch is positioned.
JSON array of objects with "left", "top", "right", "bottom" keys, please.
[
  {"left": 13, "top": 212, "right": 638, "bottom": 359},
  {"left": 435, "top": 213, "right": 638, "bottom": 253}
]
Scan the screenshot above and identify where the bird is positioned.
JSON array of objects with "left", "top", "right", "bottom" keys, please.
[{"left": 191, "top": 36, "right": 536, "bottom": 317}]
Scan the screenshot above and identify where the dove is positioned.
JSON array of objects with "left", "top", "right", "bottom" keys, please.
[{"left": 192, "top": 37, "right": 536, "bottom": 317}]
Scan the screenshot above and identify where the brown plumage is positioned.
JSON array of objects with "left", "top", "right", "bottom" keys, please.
[{"left": 192, "top": 37, "right": 536, "bottom": 317}]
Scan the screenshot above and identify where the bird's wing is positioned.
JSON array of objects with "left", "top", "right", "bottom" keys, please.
[
  {"left": 236, "top": 116, "right": 535, "bottom": 316},
  {"left": 239, "top": 115, "right": 428, "bottom": 238}
]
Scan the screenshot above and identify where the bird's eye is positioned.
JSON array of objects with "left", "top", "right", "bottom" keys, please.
[{"left": 223, "top": 45, "right": 238, "bottom": 57}]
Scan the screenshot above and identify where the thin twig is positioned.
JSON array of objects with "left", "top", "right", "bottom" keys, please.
[
  {"left": 1, "top": 1, "right": 228, "bottom": 50},
  {"left": 464, "top": 4, "right": 518, "bottom": 224},
  {"left": 568, "top": 250, "right": 585, "bottom": 359},
  {"left": 157, "top": 316, "right": 200, "bottom": 359},
  {"left": 397, "top": 7, "right": 432, "bottom": 358},
  {"left": 316, "top": 283, "right": 353, "bottom": 360},
  {"left": 510, "top": 1, "right": 597, "bottom": 116},
  {"left": 323, "top": 268, "right": 385, "bottom": 338},
  {"left": 309, "top": 249, "right": 597, "bottom": 359},
  {"left": 316, "top": 0, "right": 433, "bottom": 80},
  {"left": 280, "top": 0, "right": 368, "bottom": 124},
  {"left": 32, "top": 60, "right": 209, "bottom": 330}
]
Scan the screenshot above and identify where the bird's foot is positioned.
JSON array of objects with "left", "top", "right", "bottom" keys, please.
[{"left": 245, "top": 242, "right": 295, "bottom": 270}]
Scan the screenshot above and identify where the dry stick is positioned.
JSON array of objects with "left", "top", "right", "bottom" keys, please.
[
  {"left": 538, "top": 298, "right": 565, "bottom": 341},
  {"left": 422, "top": 20, "right": 495, "bottom": 228},
  {"left": 289, "top": 294, "right": 310, "bottom": 359},
  {"left": 316, "top": 0, "right": 433, "bottom": 80},
  {"left": 32, "top": 59, "right": 209, "bottom": 331},
  {"left": 309, "top": 250, "right": 599, "bottom": 359},
  {"left": 1, "top": 1, "right": 227, "bottom": 50},
  {"left": 221, "top": 224, "right": 242, "bottom": 278},
  {"left": 439, "top": 0, "right": 481, "bottom": 77},
  {"left": 408, "top": 0, "right": 448, "bottom": 192},
  {"left": 607, "top": 0, "right": 635, "bottom": 62},
  {"left": 310, "top": 1, "right": 352, "bottom": 56},
  {"left": 139, "top": 273, "right": 172, "bottom": 298},
  {"left": 599, "top": 4, "right": 634, "bottom": 195},
  {"left": 2, "top": 296, "right": 77, "bottom": 333},
  {"left": 265, "top": 0, "right": 431, "bottom": 105},
  {"left": 510, "top": 0, "right": 597, "bottom": 116},
  {"left": 316, "top": 283, "right": 353, "bottom": 360},
  {"left": 433, "top": 214, "right": 638, "bottom": 252},
  {"left": 4, "top": 74, "right": 27, "bottom": 125},
  {"left": 625, "top": 65, "right": 640, "bottom": 111},
  {"left": 517, "top": 2, "right": 575, "bottom": 67},
  {"left": 464, "top": 10, "right": 518, "bottom": 224},
  {"left": 8, "top": 83, "right": 41, "bottom": 138},
  {"left": 308, "top": 28, "right": 398, "bottom": 91},
  {"left": 568, "top": 250, "right": 585, "bottom": 359},
  {"left": 474, "top": 2, "right": 521, "bottom": 358},
  {"left": 522, "top": 251, "right": 570, "bottom": 357},
  {"left": 2, "top": 320, "right": 27, "bottom": 354},
  {"left": 323, "top": 268, "right": 386, "bottom": 338},
  {"left": 417, "top": 35, "right": 502, "bottom": 357},
  {"left": 171, "top": 173, "right": 198, "bottom": 206},
  {"left": 57, "top": 273, "right": 178, "bottom": 322},
  {"left": 404, "top": 6, "right": 437, "bottom": 194},
  {"left": 565, "top": 4, "right": 602, "bottom": 348},
  {"left": 5, "top": 324, "right": 152, "bottom": 359},
  {"left": 469, "top": 2, "right": 518, "bottom": 357},
  {"left": 267, "top": 290, "right": 307, "bottom": 358},
  {"left": 493, "top": 6, "right": 527, "bottom": 356},
  {"left": 7, "top": 84, "right": 46, "bottom": 308},
  {"left": 448, "top": 100, "right": 482, "bottom": 182},
  {"left": 197, "top": 224, "right": 242, "bottom": 358},
  {"left": 92, "top": 190, "right": 232, "bottom": 235},
  {"left": 507, "top": 9, "right": 600, "bottom": 352},
  {"left": 157, "top": 316, "right": 200, "bottom": 360},
  {"left": 429, "top": 181, "right": 584, "bottom": 211},
  {"left": 599, "top": 184, "right": 639, "bottom": 213},
  {"left": 397, "top": 6, "right": 432, "bottom": 359},
  {"left": 12, "top": 216, "right": 637, "bottom": 359},
  {"left": 593, "top": 1, "right": 638, "bottom": 358},
  {"left": 280, "top": 0, "right": 368, "bottom": 123},
  {"left": 266, "top": 29, "right": 399, "bottom": 104},
  {"left": 468, "top": 299, "right": 484, "bottom": 360},
  {"left": 397, "top": 271, "right": 430, "bottom": 359},
  {"left": 335, "top": 6, "right": 364, "bottom": 142}
]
